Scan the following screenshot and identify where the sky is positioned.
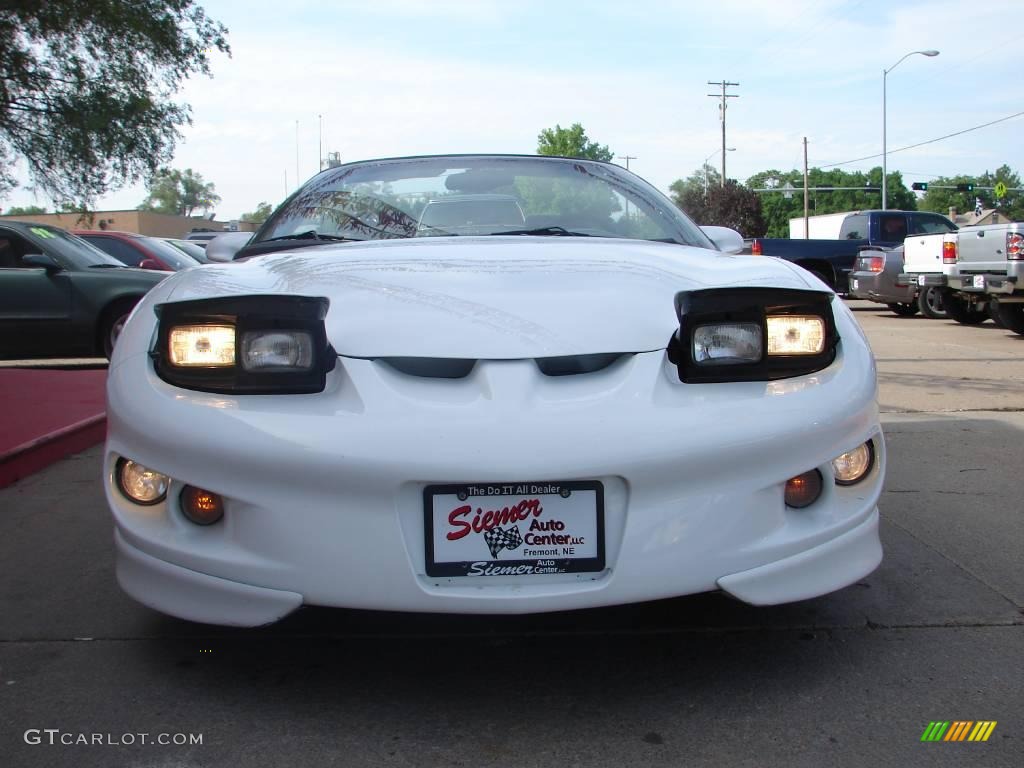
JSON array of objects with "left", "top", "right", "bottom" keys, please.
[{"left": 6, "top": 0, "right": 1023, "bottom": 217}]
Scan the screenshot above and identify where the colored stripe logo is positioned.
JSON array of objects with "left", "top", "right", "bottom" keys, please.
[{"left": 921, "top": 721, "right": 997, "bottom": 742}]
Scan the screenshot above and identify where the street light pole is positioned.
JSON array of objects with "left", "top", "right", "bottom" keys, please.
[
  {"left": 882, "top": 49, "right": 939, "bottom": 210},
  {"left": 703, "top": 148, "right": 734, "bottom": 198},
  {"left": 617, "top": 156, "right": 637, "bottom": 221}
]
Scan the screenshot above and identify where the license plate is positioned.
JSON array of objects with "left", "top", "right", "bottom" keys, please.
[
  {"left": 424, "top": 481, "right": 605, "bottom": 577},
  {"left": 918, "top": 275, "right": 927, "bottom": 286}
]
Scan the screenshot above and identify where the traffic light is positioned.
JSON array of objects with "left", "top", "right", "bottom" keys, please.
[
  {"left": 911, "top": 182, "right": 928, "bottom": 191},
  {"left": 956, "top": 183, "right": 975, "bottom": 192}
]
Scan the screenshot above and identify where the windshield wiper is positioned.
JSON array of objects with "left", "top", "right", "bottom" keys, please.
[
  {"left": 260, "top": 231, "right": 365, "bottom": 244},
  {"left": 494, "top": 226, "right": 594, "bottom": 237},
  {"left": 88, "top": 263, "right": 126, "bottom": 268}
]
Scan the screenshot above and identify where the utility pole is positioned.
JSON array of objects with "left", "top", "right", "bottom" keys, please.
[
  {"left": 803, "top": 137, "right": 810, "bottom": 239},
  {"left": 707, "top": 80, "right": 739, "bottom": 187}
]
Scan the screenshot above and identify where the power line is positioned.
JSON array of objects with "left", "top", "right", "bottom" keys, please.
[{"left": 820, "top": 109, "right": 1024, "bottom": 169}]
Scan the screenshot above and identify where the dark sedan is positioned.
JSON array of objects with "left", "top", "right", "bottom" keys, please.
[
  {"left": 849, "top": 246, "right": 947, "bottom": 319},
  {"left": 0, "top": 221, "right": 169, "bottom": 358}
]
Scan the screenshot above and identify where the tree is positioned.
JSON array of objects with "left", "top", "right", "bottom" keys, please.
[
  {"left": 669, "top": 164, "right": 721, "bottom": 203},
  {"left": 0, "top": 2, "right": 229, "bottom": 207},
  {"left": 919, "top": 165, "right": 1023, "bottom": 222},
  {"left": 744, "top": 167, "right": 915, "bottom": 237},
  {"left": 4, "top": 205, "right": 46, "bottom": 215},
  {"left": 536, "top": 123, "right": 613, "bottom": 161},
  {"left": 140, "top": 168, "right": 221, "bottom": 216},
  {"left": 241, "top": 202, "right": 274, "bottom": 225},
  {"left": 670, "top": 174, "right": 765, "bottom": 237}
]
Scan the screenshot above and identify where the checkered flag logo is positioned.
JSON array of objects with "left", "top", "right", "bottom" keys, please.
[{"left": 483, "top": 525, "right": 523, "bottom": 558}]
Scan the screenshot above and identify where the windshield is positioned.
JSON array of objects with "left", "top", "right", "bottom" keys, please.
[
  {"left": 165, "top": 239, "right": 211, "bottom": 263},
  {"left": 139, "top": 236, "right": 202, "bottom": 270},
  {"left": 255, "top": 156, "right": 713, "bottom": 249},
  {"left": 26, "top": 226, "right": 126, "bottom": 268}
]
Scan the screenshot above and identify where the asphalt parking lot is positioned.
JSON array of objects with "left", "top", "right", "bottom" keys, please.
[{"left": 1, "top": 300, "right": 1022, "bottom": 768}]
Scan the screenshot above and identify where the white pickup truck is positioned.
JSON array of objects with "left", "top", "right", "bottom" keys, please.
[
  {"left": 902, "top": 223, "right": 1024, "bottom": 328},
  {"left": 900, "top": 231, "right": 957, "bottom": 318}
]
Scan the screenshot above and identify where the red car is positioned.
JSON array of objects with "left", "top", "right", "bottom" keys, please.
[{"left": 74, "top": 230, "right": 200, "bottom": 272}]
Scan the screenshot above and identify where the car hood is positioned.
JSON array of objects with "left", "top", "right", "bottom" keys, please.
[{"left": 166, "top": 237, "right": 815, "bottom": 358}]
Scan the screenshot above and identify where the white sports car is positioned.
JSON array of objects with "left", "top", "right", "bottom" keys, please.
[{"left": 105, "top": 154, "right": 883, "bottom": 626}]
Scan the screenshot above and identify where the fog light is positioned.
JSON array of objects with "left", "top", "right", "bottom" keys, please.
[
  {"left": 785, "top": 470, "right": 823, "bottom": 508},
  {"left": 832, "top": 442, "right": 874, "bottom": 485},
  {"left": 116, "top": 458, "right": 169, "bottom": 505},
  {"left": 180, "top": 486, "right": 225, "bottom": 526}
]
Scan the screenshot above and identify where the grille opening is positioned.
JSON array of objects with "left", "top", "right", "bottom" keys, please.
[
  {"left": 376, "top": 352, "right": 631, "bottom": 379},
  {"left": 535, "top": 352, "right": 628, "bottom": 376},
  {"left": 378, "top": 357, "right": 477, "bottom": 379}
]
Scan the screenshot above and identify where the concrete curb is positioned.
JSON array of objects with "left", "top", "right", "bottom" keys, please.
[{"left": 0, "top": 414, "right": 106, "bottom": 489}]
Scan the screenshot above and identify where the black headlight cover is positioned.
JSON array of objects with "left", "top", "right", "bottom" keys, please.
[
  {"left": 669, "top": 287, "right": 840, "bottom": 383},
  {"left": 153, "top": 295, "right": 334, "bottom": 394}
]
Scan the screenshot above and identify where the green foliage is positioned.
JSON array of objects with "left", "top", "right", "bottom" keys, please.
[
  {"left": 536, "top": 123, "right": 613, "bottom": 162},
  {"left": 3, "top": 205, "right": 46, "bottom": 215},
  {"left": 140, "top": 168, "right": 221, "bottom": 216},
  {"left": 241, "top": 201, "right": 274, "bottom": 225},
  {"left": 743, "top": 167, "right": 915, "bottom": 237},
  {"left": 514, "top": 177, "right": 621, "bottom": 226},
  {"left": 670, "top": 175, "right": 765, "bottom": 238},
  {"left": 669, "top": 164, "right": 721, "bottom": 205},
  {"left": 0, "top": 1, "right": 229, "bottom": 207},
  {"left": 918, "top": 165, "right": 1023, "bottom": 221}
]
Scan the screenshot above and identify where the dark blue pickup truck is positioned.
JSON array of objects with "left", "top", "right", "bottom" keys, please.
[{"left": 750, "top": 210, "right": 957, "bottom": 291}]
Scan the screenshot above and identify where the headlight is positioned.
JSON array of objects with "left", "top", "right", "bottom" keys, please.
[
  {"left": 832, "top": 442, "right": 875, "bottom": 485},
  {"left": 241, "top": 331, "right": 313, "bottom": 372},
  {"left": 116, "top": 458, "right": 169, "bottom": 505},
  {"left": 169, "top": 325, "right": 236, "bottom": 366},
  {"left": 672, "top": 287, "right": 839, "bottom": 383},
  {"left": 154, "top": 295, "right": 333, "bottom": 394},
  {"left": 693, "top": 323, "right": 762, "bottom": 365},
  {"left": 766, "top": 316, "right": 825, "bottom": 355}
]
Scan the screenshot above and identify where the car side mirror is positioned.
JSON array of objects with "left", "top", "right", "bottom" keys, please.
[
  {"left": 138, "top": 258, "right": 162, "bottom": 270},
  {"left": 205, "top": 232, "right": 253, "bottom": 262},
  {"left": 700, "top": 226, "right": 745, "bottom": 255},
  {"left": 22, "top": 253, "right": 62, "bottom": 272}
]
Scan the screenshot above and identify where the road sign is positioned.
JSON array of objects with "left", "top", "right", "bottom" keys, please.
[{"left": 994, "top": 182, "right": 1008, "bottom": 199}]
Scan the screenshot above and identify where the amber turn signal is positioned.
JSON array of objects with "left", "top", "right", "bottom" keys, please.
[
  {"left": 180, "top": 486, "right": 225, "bottom": 526},
  {"left": 785, "top": 470, "right": 823, "bottom": 509}
]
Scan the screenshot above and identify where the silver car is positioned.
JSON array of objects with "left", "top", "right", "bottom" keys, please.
[{"left": 849, "top": 246, "right": 947, "bottom": 319}]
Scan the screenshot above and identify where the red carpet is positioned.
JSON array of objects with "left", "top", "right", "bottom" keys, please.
[{"left": 0, "top": 368, "right": 107, "bottom": 488}]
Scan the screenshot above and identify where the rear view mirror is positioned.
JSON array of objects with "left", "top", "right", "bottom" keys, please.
[
  {"left": 700, "top": 226, "right": 745, "bottom": 255},
  {"left": 205, "top": 232, "right": 253, "bottom": 262},
  {"left": 138, "top": 258, "right": 162, "bottom": 270},
  {"left": 22, "top": 253, "right": 61, "bottom": 271}
]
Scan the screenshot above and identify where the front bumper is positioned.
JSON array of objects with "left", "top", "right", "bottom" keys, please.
[
  {"left": 114, "top": 507, "right": 882, "bottom": 624},
  {"left": 105, "top": 313, "right": 884, "bottom": 626}
]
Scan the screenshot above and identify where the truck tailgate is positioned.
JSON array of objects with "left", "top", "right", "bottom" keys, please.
[
  {"left": 903, "top": 233, "right": 946, "bottom": 273},
  {"left": 955, "top": 225, "right": 1017, "bottom": 273}
]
